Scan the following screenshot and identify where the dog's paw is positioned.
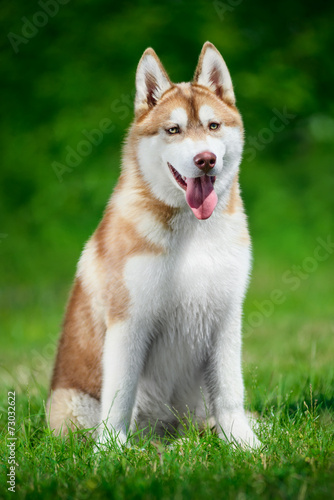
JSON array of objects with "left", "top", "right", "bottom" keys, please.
[
  {"left": 218, "top": 413, "right": 261, "bottom": 449},
  {"left": 94, "top": 428, "right": 127, "bottom": 453}
]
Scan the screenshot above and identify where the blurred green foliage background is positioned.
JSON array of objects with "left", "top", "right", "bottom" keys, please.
[{"left": 0, "top": 0, "right": 333, "bottom": 379}]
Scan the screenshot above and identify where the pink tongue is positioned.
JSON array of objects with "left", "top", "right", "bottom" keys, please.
[{"left": 185, "top": 176, "right": 218, "bottom": 220}]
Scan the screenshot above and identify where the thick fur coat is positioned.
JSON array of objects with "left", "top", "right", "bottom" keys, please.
[{"left": 47, "top": 42, "right": 260, "bottom": 449}]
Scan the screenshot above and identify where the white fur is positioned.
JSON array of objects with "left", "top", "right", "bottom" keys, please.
[
  {"left": 97, "top": 206, "right": 259, "bottom": 447},
  {"left": 196, "top": 46, "right": 235, "bottom": 104},
  {"left": 199, "top": 104, "right": 217, "bottom": 125},
  {"left": 99, "top": 319, "right": 151, "bottom": 446},
  {"left": 135, "top": 212, "right": 170, "bottom": 248},
  {"left": 169, "top": 107, "right": 188, "bottom": 129},
  {"left": 137, "top": 125, "right": 243, "bottom": 213},
  {"left": 85, "top": 44, "right": 259, "bottom": 449},
  {"left": 47, "top": 388, "right": 100, "bottom": 435},
  {"left": 135, "top": 52, "right": 171, "bottom": 111},
  {"left": 76, "top": 238, "right": 109, "bottom": 326}
]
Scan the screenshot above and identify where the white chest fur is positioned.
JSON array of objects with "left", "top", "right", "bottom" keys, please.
[
  {"left": 124, "top": 209, "right": 251, "bottom": 329},
  {"left": 113, "top": 208, "right": 253, "bottom": 436}
]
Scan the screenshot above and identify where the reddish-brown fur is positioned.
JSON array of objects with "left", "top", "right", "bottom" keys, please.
[
  {"left": 49, "top": 47, "right": 246, "bottom": 417},
  {"left": 50, "top": 171, "right": 167, "bottom": 399},
  {"left": 50, "top": 278, "right": 104, "bottom": 399}
]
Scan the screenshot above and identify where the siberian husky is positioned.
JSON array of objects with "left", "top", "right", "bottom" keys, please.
[{"left": 47, "top": 42, "right": 260, "bottom": 449}]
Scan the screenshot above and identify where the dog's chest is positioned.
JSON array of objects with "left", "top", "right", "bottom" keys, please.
[{"left": 124, "top": 214, "right": 250, "bottom": 324}]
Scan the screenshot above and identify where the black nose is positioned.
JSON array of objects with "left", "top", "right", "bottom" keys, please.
[{"left": 193, "top": 151, "right": 216, "bottom": 173}]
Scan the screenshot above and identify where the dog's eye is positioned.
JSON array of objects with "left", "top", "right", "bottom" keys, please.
[
  {"left": 209, "top": 123, "right": 220, "bottom": 131},
  {"left": 167, "top": 126, "right": 180, "bottom": 135}
]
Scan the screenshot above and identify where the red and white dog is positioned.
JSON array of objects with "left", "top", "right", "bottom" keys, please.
[{"left": 47, "top": 42, "right": 260, "bottom": 449}]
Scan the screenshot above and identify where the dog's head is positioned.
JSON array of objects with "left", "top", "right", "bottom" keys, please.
[{"left": 132, "top": 42, "right": 243, "bottom": 220}]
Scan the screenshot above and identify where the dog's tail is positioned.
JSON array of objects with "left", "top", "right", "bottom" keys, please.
[{"left": 46, "top": 388, "right": 100, "bottom": 436}]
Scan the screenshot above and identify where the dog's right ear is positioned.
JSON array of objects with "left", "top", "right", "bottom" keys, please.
[{"left": 135, "top": 48, "right": 172, "bottom": 117}]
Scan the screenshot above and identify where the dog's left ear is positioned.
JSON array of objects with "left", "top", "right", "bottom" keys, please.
[
  {"left": 194, "top": 42, "right": 235, "bottom": 105},
  {"left": 135, "top": 48, "right": 172, "bottom": 117}
]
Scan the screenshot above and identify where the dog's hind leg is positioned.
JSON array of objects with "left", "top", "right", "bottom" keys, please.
[{"left": 46, "top": 388, "right": 100, "bottom": 436}]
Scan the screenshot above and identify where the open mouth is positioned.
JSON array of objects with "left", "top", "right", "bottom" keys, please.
[
  {"left": 167, "top": 162, "right": 218, "bottom": 220},
  {"left": 167, "top": 162, "right": 216, "bottom": 190},
  {"left": 167, "top": 162, "right": 187, "bottom": 190}
]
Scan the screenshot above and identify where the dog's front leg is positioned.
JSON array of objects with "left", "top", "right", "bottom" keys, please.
[
  {"left": 97, "top": 319, "right": 144, "bottom": 448},
  {"left": 210, "top": 313, "right": 261, "bottom": 449}
]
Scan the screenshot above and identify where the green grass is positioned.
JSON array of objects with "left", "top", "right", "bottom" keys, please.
[
  {"left": 0, "top": 383, "right": 333, "bottom": 500},
  {"left": 1, "top": 0, "right": 334, "bottom": 497},
  {"left": 1, "top": 258, "right": 333, "bottom": 499}
]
